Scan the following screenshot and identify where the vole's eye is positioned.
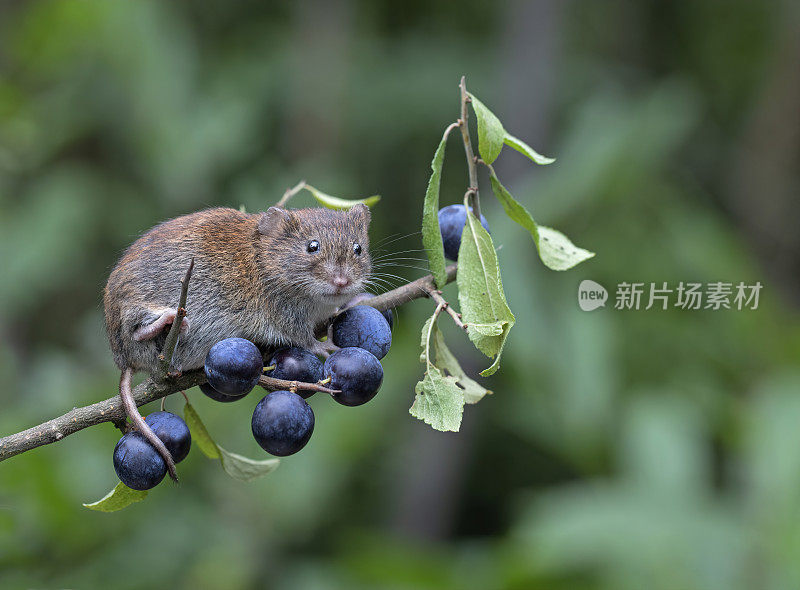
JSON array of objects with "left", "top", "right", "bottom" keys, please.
[
  {"left": 307, "top": 240, "right": 320, "bottom": 253},
  {"left": 353, "top": 242, "right": 362, "bottom": 256}
]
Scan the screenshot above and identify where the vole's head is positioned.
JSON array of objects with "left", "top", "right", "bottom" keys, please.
[{"left": 257, "top": 205, "right": 371, "bottom": 305}]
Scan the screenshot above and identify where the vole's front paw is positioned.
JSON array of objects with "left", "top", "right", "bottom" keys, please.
[
  {"left": 310, "top": 339, "right": 339, "bottom": 358},
  {"left": 133, "top": 308, "right": 191, "bottom": 342}
]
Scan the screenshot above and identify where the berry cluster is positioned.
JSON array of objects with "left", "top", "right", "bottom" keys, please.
[
  {"left": 113, "top": 412, "right": 191, "bottom": 490},
  {"left": 112, "top": 296, "right": 393, "bottom": 490}
]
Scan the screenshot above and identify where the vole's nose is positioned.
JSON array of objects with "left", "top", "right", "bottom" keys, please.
[{"left": 331, "top": 275, "right": 350, "bottom": 289}]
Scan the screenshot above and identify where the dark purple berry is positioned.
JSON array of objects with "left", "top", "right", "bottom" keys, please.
[
  {"left": 266, "top": 347, "right": 323, "bottom": 383},
  {"left": 113, "top": 431, "right": 167, "bottom": 490},
  {"left": 199, "top": 382, "right": 247, "bottom": 403},
  {"left": 204, "top": 338, "right": 263, "bottom": 396},
  {"left": 331, "top": 306, "right": 392, "bottom": 360},
  {"left": 251, "top": 391, "right": 315, "bottom": 456},
  {"left": 438, "top": 204, "right": 490, "bottom": 261},
  {"left": 323, "top": 347, "right": 383, "bottom": 407},
  {"left": 345, "top": 293, "right": 394, "bottom": 330},
  {"left": 144, "top": 411, "right": 191, "bottom": 463}
]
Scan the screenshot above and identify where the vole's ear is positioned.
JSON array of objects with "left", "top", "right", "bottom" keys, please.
[
  {"left": 258, "top": 207, "right": 292, "bottom": 236},
  {"left": 348, "top": 203, "right": 371, "bottom": 226}
]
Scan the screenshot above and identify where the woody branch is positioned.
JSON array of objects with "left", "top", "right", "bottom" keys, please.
[{"left": 0, "top": 264, "right": 458, "bottom": 463}]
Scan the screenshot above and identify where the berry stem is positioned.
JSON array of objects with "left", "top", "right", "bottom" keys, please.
[{"left": 258, "top": 375, "right": 340, "bottom": 396}]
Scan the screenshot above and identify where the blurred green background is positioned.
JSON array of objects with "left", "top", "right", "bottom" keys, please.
[{"left": 1, "top": 1, "right": 800, "bottom": 588}]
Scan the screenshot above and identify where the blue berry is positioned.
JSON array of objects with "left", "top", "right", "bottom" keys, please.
[
  {"left": 438, "top": 204, "right": 490, "bottom": 261},
  {"left": 267, "top": 347, "right": 323, "bottom": 383},
  {"left": 323, "top": 347, "right": 383, "bottom": 407},
  {"left": 144, "top": 411, "right": 191, "bottom": 463},
  {"left": 204, "top": 338, "right": 263, "bottom": 396},
  {"left": 251, "top": 391, "right": 315, "bottom": 456},
  {"left": 113, "top": 431, "right": 167, "bottom": 490},
  {"left": 199, "top": 382, "right": 246, "bottom": 403},
  {"left": 345, "top": 293, "right": 394, "bottom": 330},
  {"left": 331, "top": 306, "right": 392, "bottom": 359}
]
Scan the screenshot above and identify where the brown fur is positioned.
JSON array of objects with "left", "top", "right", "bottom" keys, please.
[{"left": 104, "top": 205, "right": 371, "bottom": 373}]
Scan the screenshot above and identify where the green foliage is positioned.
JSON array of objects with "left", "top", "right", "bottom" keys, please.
[
  {"left": 418, "top": 85, "right": 591, "bottom": 403},
  {"left": 184, "top": 401, "right": 221, "bottom": 460},
  {"left": 83, "top": 482, "right": 148, "bottom": 512},
  {"left": 468, "top": 93, "right": 505, "bottom": 165},
  {"left": 457, "top": 206, "right": 516, "bottom": 376},
  {"left": 302, "top": 184, "right": 380, "bottom": 210},
  {"left": 503, "top": 133, "right": 556, "bottom": 165},
  {"left": 468, "top": 92, "right": 555, "bottom": 165},
  {"left": 410, "top": 315, "right": 466, "bottom": 431},
  {"left": 421, "top": 127, "right": 452, "bottom": 288},
  {"left": 430, "top": 323, "right": 491, "bottom": 404}
]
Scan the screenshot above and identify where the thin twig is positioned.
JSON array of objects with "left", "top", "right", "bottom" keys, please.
[
  {"left": 0, "top": 264, "right": 459, "bottom": 463},
  {"left": 458, "top": 76, "right": 481, "bottom": 220},
  {"left": 428, "top": 289, "right": 467, "bottom": 331},
  {"left": 258, "top": 375, "right": 340, "bottom": 397},
  {"left": 158, "top": 258, "right": 194, "bottom": 376},
  {"left": 275, "top": 180, "right": 307, "bottom": 207}
]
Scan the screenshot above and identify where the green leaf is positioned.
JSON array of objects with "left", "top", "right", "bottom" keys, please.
[
  {"left": 303, "top": 184, "right": 380, "bottom": 210},
  {"left": 503, "top": 133, "right": 555, "bottom": 165},
  {"left": 421, "top": 126, "right": 452, "bottom": 288},
  {"left": 219, "top": 447, "right": 279, "bottom": 482},
  {"left": 469, "top": 92, "right": 555, "bottom": 166},
  {"left": 432, "top": 326, "right": 492, "bottom": 404},
  {"left": 184, "top": 401, "right": 221, "bottom": 459},
  {"left": 184, "top": 401, "right": 280, "bottom": 481},
  {"left": 411, "top": 312, "right": 466, "bottom": 431},
  {"left": 468, "top": 93, "right": 505, "bottom": 165},
  {"left": 411, "top": 366, "right": 465, "bottom": 432},
  {"left": 537, "top": 226, "right": 595, "bottom": 271},
  {"left": 457, "top": 204, "right": 515, "bottom": 376},
  {"left": 488, "top": 173, "right": 594, "bottom": 271},
  {"left": 83, "top": 482, "right": 148, "bottom": 512}
]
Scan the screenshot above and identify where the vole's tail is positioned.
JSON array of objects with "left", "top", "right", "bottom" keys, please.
[{"left": 119, "top": 368, "right": 178, "bottom": 482}]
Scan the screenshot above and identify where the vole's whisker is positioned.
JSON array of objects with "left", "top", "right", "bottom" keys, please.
[
  {"left": 372, "top": 231, "right": 422, "bottom": 249},
  {"left": 371, "top": 248, "right": 428, "bottom": 258}
]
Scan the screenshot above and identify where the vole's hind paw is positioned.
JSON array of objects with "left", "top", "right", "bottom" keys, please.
[{"left": 133, "top": 308, "right": 191, "bottom": 342}]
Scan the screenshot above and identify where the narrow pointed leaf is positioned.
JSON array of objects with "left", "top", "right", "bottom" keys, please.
[
  {"left": 303, "top": 184, "right": 380, "bottom": 210},
  {"left": 503, "top": 133, "right": 555, "bottom": 165},
  {"left": 83, "top": 482, "right": 148, "bottom": 512},
  {"left": 184, "top": 402, "right": 221, "bottom": 459},
  {"left": 489, "top": 173, "right": 594, "bottom": 271},
  {"left": 468, "top": 93, "right": 505, "bottom": 164},
  {"left": 219, "top": 446, "right": 280, "bottom": 482},
  {"left": 457, "top": 206, "right": 515, "bottom": 376},
  {"left": 421, "top": 126, "right": 452, "bottom": 288}
]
